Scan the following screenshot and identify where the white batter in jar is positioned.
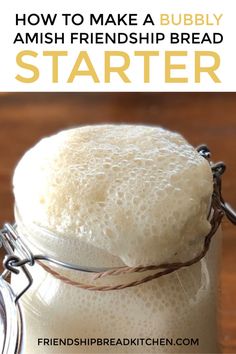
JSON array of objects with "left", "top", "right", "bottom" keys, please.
[{"left": 11, "top": 125, "right": 222, "bottom": 353}]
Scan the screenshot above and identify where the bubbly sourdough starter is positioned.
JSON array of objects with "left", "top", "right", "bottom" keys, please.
[{"left": 12, "top": 125, "right": 221, "bottom": 353}]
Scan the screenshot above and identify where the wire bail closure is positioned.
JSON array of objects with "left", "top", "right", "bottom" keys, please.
[
  {"left": 1, "top": 145, "right": 236, "bottom": 299},
  {"left": 196, "top": 145, "right": 236, "bottom": 225},
  {"left": 0, "top": 224, "right": 33, "bottom": 302}
]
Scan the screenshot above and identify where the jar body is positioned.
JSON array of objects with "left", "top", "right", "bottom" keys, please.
[{"left": 12, "top": 222, "right": 222, "bottom": 354}]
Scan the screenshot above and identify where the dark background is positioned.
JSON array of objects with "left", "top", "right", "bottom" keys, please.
[{"left": 0, "top": 93, "right": 235, "bottom": 353}]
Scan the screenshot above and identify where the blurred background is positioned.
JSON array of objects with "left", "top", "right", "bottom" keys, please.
[{"left": 0, "top": 93, "right": 236, "bottom": 352}]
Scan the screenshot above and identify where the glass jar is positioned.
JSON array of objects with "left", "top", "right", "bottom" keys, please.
[
  {"left": 1, "top": 146, "right": 235, "bottom": 354},
  {"left": 10, "top": 207, "right": 222, "bottom": 354}
]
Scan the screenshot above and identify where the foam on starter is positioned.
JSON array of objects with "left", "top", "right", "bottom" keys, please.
[
  {"left": 12, "top": 125, "right": 220, "bottom": 354},
  {"left": 13, "top": 125, "right": 213, "bottom": 266}
]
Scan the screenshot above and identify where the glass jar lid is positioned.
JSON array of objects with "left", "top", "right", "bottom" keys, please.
[{"left": 0, "top": 276, "right": 24, "bottom": 354}]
